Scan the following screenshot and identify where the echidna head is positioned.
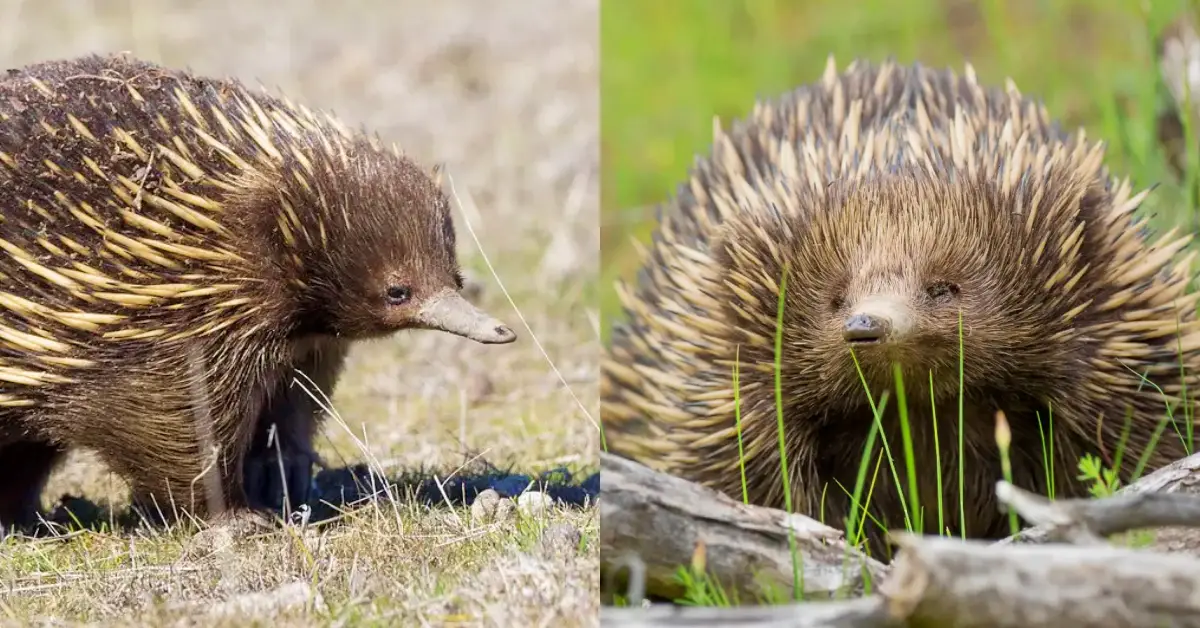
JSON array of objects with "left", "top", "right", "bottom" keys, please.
[
  {"left": 716, "top": 170, "right": 1082, "bottom": 405},
  {"left": 826, "top": 249, "right": 965, "bottom": 392},
  {"left": 262, "top": 144, "right": 516, "bottom": 346}
]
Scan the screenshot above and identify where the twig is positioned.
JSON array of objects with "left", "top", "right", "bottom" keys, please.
[
  {"left": 996, "top": 479, "right": 1200, "bottom": 544},
  {"left": 999, "top": 451, "right": 1200, "bottom": 546}
]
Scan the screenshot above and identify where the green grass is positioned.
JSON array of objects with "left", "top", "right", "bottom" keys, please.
[{"left": 601, "top": 0, "right": 1200, "bottom": 607}]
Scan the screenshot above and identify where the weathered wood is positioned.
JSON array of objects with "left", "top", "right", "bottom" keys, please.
[
  {"left": 602, "top": 457, "right": 1200, "bottom": 627},
  {"left": 599, "top": 452, "right": 888, "bottom": 603},
  {"left": 604, "top": 526, "right": 1200, "bottom": 628},
  {"left": 879, "top": 532, "right": 1200, "bottom": 628}
]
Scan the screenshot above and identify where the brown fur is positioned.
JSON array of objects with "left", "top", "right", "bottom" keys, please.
[
  {"left": 0, "top": 53, "right": 513, "bottom": 527},
  {"left": 601, "top": 57, "right": 1200, "bottom": 557}
]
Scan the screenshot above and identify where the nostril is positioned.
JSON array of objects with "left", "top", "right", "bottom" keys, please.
[{"left": 842, "top": 313, "right": 888, "bottom": 343}]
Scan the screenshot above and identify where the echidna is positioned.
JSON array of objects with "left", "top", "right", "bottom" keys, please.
[
  {"left": 0, "top": 53, "right": 517, "bottom": 530},
  {"left": 601, "top": 56, "right": 1200, "bottom": 555}
]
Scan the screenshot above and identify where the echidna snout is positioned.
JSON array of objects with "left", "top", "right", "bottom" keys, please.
[
  {"left": 413, "top": 288, "right": 516, "bottom": 344},
  {"left": 842, "top": 313, "right": 888, "bottom": 343},
  {"left": 842, "top": 296, "right": 913, "bottom": 345}
]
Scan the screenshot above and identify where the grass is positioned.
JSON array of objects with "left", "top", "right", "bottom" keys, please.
[
  {"left": 1, "top": 495, "right": 596, "bottom": 624},
  {"left": 601, "top": 0, "right": 1200, "bottom": 609},
  {"left": 0, "top": 0, "right": 599, "bottom": 625},
  {"left": 770, "top": 265, "right": 802, "bottom": 601}
]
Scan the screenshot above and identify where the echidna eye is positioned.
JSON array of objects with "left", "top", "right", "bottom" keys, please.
[
  {"left": 386, "top": 285, "right": 412, "bottom": 305},
  {"left": 830, "top": 296, "right": 846, "bottom": 311},
  {"left": 926, "top": 281, "right": 960, "bottom": 302}
]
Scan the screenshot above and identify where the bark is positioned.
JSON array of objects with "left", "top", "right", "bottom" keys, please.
[{"left": 599, "top": 452, "right": 888, "bottom": 604}]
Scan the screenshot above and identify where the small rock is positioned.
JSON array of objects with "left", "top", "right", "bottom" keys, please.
[
  {"left": 494, "top": 497, "right": 517, "bottom": 523},
  {"left": 517, "top": 491, "right": 554, "bottom": 517},
  {"left": 537, "top": 522, "right": 582, "bottom": 559},
  {"left": 184, "top": 524, "right": 235, "bottom": 560},
  {"left": 471, "top": 488, "right": 501, "bottom": 525},
  {"left": 212, "top": 508, "right": 276, "bottom": 536}
]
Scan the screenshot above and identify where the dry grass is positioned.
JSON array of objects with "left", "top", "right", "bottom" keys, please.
[{"left": 0, "top": 0, "right": 599, "bottom": 625}]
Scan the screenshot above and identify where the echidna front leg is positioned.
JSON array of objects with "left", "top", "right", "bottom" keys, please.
[
  {"left": 243, "top": 386, "right": 322, "bottom": 513},
  {"left": 243, "top": 339, "right": 349, "bottom": 514},
  {"left": 0, "top": 440, "right": 63, "bottom": 532}
]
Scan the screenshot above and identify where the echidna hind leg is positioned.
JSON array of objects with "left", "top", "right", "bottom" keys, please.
[
  {"left": 243, "top": 339, "right": 349, "bottom": 514},
  {"left": 0, "top": 440, "right": 63, "bottom": 532}
]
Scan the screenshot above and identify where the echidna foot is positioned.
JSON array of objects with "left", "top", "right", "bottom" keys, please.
[
  {"left": 242, "top": 431, "right": 318, "bottom": 514},
  {"left": 0, "top": 440, "right": 62, "bottom": 533}
]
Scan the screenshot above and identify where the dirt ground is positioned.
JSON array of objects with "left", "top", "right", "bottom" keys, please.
[{"left": 0, "top": 0, "right": 599, "bottom": 625}]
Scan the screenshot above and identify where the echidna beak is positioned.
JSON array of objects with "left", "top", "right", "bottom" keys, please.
[
  {"left": 843, "top": 313, "right": 890, "bottom": 344},
  {"left": 842, "top": 295, "right": 914, "bottom": 346},
  {"left": 415, "top": 289, "right": 518, "bottom": 345}
]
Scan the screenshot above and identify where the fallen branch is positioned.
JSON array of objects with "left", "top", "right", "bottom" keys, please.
[
  {"left": 599, "top": 452, "right": 887, "bottom": 603},
  {"left": 995, "top": 476, "right": 1200, "bottom": 544},
  {"left": 877, "top": 531, "right": 1200, "bottom": 627},
  {"left": 604, "top": 528, "right": 1200, "bottom": 628},
  {"left": 999, "top": 451, "right": 1200, "bottom": 546}
]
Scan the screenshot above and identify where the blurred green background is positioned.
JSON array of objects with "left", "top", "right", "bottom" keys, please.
[{"left": 600, "top": 0, "right": 1200, "bottom": 341}]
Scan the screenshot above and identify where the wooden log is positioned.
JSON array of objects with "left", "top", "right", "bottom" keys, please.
[
  {"left": 599, "top": 452, "right": 888, "bottom": 603},
  {"left": 879, "top": 532, "right": 1200, "bottom": 628}
]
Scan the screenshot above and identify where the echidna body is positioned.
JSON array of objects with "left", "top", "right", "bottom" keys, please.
[
  {"left": 0, "top": 53, "right": 516, "bottom": 528},
  {"left": 602, "top": 57, "right": 1200, "bottom": 554}
]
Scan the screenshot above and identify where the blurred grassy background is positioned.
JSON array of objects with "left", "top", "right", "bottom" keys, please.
[{"left": 600, "top": 0, "right": 1200, "bottom": 340}]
